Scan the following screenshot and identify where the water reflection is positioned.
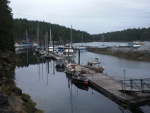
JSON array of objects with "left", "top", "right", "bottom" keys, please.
[
  {"left": 16, "top": 48, "right": 44, "bottom": 68},
  {"left": 15, "top": 47, "right": 150, "bottom": 113},
  {"left": 66, "top": 73, "right": 89, "bottom": 91}
]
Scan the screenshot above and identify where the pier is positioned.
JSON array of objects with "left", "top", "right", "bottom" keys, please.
[
  {"left": 82, "top": 73, "right": 150, "bottom": 107},
  {"left": 42, "top": 50, "right": 150, "bottom": 108}
]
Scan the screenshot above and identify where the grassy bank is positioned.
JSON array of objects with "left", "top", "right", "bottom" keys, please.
[
  {"left": 0, "top": 50, "right": 43, "bottom": 113},
  {"left": 87, "top": 47, "right": 150, "bottom": 61}
]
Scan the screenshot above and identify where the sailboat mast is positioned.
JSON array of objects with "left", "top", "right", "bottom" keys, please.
[
  {"left": 50, "top": 28, "right": 52, "bottom": 46},
  {"left": 37, "top": 23, "right": 39, "bottom": 46},
  {"left": 70, "top": 25, "right": 72, "bottom": 44},
  {"left": 26, "top": 29, "right": 28, "bottom": 42},
  {"left": 82, "top": 34, "right": 83, "bottom": 45}
]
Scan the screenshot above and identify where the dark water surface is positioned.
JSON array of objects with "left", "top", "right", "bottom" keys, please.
[{"left": 15, "top": 43, "right": 150, "bottom": 113}]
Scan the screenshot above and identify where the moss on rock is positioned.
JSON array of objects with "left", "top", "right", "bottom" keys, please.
[{"left": 0, "top": 50, "right": 43, "bottom": 113}]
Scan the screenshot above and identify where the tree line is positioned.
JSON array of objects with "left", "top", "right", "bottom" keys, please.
[
  {"left": 1, "top": 0, "right": 150, "bottom": 53},
  {"left": 13, "top": 19, "right": 150, "bottom": 43},
  {"left": 93, "top": 28, "right": 150, "bottom": 42},
  {"left": 13, "top": 19, "right": 92, "bottom": 44},
  {"left": 0, "top": 0, "right": 14, "bottom": 52}
]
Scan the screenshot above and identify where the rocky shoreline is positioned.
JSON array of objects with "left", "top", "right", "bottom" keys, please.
[
  {"left": 0, "top": 50, "right": 43, "bottom": 113},
  {"left": 87, "top": 47, "right": 150, "bottom": 61}
]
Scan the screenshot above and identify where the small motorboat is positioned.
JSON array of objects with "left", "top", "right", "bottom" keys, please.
[
  {"left": 85, "top": 57, "right": 104, "bottom": 73},
  {"left": 72, "top": 74, "right": 89, "bottom": 85},
  {"left": 65, "top": 63, "right": 88, "bottom": 85}
]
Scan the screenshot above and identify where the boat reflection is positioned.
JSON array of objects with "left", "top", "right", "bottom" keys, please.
[
  {"left": 66, "top": 73, "right": 89, "bottom": 91},
  {"left": 72, "top": 81, "right": 89, "bottom": 91},
  {"left": 55, "top": 66, "right": 65, "bottom": 72}
]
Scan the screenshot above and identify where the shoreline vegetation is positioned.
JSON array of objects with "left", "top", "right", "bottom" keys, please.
[
  {"left": 0, "top": 50, "right": 43, "bottom": 113},
  {"left": 87, "top": 47, "right": 150, "bottom": 61}
]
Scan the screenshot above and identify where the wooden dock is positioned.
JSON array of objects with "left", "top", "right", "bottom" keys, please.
[
  {"left": 82, "top": 73, "right": 150, "bottom": 107},
  {"left": 43, "top": 51, "right": 150, "bottom": 107}
]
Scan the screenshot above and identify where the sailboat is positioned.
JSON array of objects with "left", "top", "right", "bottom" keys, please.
[
  {"left": 48, "top": 29, "right": 56, "bottom": 52},
  {"left": 100, "top": 34, "right": 107, "bottom": 48},
  {"left": 22, "top": 29, "right": 31, "bottom": 47},
  {"left": 55, "top": 36, "right": 65, "bottom": 57},
  {"left": 63, "top": 25, "right": 75, "bottom": 57}
]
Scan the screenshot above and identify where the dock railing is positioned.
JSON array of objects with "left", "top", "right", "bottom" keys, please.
[{"left": 120, "top": 78, "right": 150, "bottom": 95}]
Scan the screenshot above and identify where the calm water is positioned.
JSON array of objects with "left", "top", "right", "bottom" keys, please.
[{"left": 15, "top": 42, "right": 150, "bottom": 113}]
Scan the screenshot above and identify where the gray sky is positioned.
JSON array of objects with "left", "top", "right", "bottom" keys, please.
[{"left": 9, "top": 0, "right": 150, "bottom": 34}]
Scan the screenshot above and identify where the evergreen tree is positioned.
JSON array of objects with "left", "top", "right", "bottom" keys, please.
[{"left": 0, "top": 0, "right": 14, "bottom": 51}]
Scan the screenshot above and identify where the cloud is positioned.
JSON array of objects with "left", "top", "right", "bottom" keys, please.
[{"left": 9, "top": 0, "right": 150, "bottom": 34}]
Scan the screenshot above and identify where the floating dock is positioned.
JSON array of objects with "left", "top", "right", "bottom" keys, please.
[
  {"left": 82, "top": 73, "right": 150, "bottom": 107},
  {"left": 44, "top": 51, "right": 150, "bottom": 108}
]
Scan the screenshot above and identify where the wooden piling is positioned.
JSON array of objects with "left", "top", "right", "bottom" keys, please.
[{"left": 78, "top": 50, "right": 80, "bottom": 65}]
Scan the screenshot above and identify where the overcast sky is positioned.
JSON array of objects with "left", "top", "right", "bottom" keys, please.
[{"left": 9, "top": 0, "right": 150, "bottom": 34}]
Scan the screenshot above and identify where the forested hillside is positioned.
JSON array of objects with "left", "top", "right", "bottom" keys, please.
[
  {"left": 0, "top": 0, "right": 14, "bottom": 51},
  {"left": 13, "top": 19, "right": 92, "bottom": 43},
  {"left": 13, "top": 19, "right": 150, "bottom": 43},
  {"left": 93, "top": 28, "right": 150, "bottom": 42}
]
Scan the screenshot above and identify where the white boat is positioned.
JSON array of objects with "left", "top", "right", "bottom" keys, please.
[
  {"left": 119, "top": 44, "right": 128, "bottom": 47},
  {"left": 128, "top": 42, "right": 141, "bottom": 48},
  {"left": 32, "top": 42, "right": 38, "bottom": 47},
  {"left": 63, "top": 44, "right": 75, "bottom": 57},
  {"left": 55, "top": 45, "right": 65, "bottom": 56},
  {"left": 14, "top": 43, "right": 23, "bottom": 48},
  {"left": 119, "top": 43, "right": 141, "bottom": 48},
  {"left": 133, "top": 44, "right": 141, "bottom": 48},
  {"left": 75, "top": 45, "right": 86, "bottom": 50},
  {"left": 47, "top": 29, "right": 57, "bottom": 52},
  {"left": 85, "top": 57, "right": 104, "bottom": 73},
  {"left": 63, "top": 26, "right": 75, "bottom": 57},
  {"left": 48, "top": 46, "right": 56, "bottom": 52}
]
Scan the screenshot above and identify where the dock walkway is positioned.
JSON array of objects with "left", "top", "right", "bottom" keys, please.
[
  {"left": 44, "top": 51, "right": 150, "bottom": 107},
  {"left": 82, "top": 73, "right": 150, "bottom": 107}
]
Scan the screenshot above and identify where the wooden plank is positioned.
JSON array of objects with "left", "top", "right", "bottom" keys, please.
[
  {"left": 64, "top": 60, "right": 150, "bottom": 106},
  {"left": 82, "top": 73, "right": 150, "bottom": 105}
]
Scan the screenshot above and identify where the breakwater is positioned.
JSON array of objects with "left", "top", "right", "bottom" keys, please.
[{"left": 87, "top": 47, "right": 150, "bottom": 61}]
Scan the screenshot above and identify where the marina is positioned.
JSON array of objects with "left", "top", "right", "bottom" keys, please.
[
  {"left": 14, "top": 42, "right": 150, "bottom": 113},
  {"left": 2, "top": 1, "right": 150, "bottom": 112}
]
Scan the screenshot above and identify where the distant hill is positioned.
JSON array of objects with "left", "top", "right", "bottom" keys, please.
[
  {"left": 13, "top": 18, "right": 150, "bottom": 43},
  {"left": 13, "top": 18, "right": 92, "bottom": 44},
  {"left": 93, "top": 27, "right": 150, "bottom": 42}
]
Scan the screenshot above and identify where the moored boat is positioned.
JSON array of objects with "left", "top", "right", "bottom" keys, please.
[
  {"left": 75, "top": 45, "right": 86, "bottom": 50},
  {"left": 14, "top": 43, "right": 23, "bottom": 48},
  {"left": 72, "top": 74, "right": 88, "bottom": 85},
  {"left": 63, "top": 44, "right": 75, "bottom": 57},
  {"left": 65, "top": 63, "right": 88, "bottom": 85},
  {"left": 85, "top": 57, "right": 104, "bottom": 73}
]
